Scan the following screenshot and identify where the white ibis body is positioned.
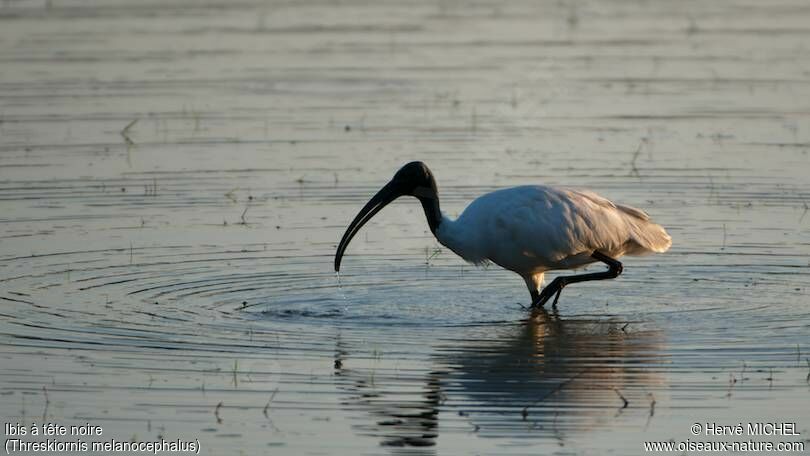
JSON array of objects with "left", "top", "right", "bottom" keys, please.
[{"left": 334, "top": 162, "right": 671, "bottom": 308}]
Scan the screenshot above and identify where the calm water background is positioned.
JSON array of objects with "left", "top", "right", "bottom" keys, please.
[{"left": 1, "top": 0, "right": 809, "bottom": 454}]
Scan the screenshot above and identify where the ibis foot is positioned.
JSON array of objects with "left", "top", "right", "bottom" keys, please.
[{"left": 531, "top": 276, "right": 567, "bottom": 308}]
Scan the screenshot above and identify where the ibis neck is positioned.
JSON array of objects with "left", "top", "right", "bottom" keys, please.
[
  {"left": 433, "top": 213, "right": 486, "bottom": 265},
  {"left": 418, "top": 196, "right": 442, "bottom": 234}
]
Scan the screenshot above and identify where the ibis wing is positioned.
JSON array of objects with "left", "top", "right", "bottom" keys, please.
[
  {"left": 568, "top": 189, "right": 671, "bottom": 254},
  {"left": 459, "top": 186, "right": 670, "bottom": 270}
]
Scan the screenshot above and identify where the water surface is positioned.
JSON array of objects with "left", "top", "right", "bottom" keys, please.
[{"left": 1, "top": 0, "right": 809, "bottom": 454}]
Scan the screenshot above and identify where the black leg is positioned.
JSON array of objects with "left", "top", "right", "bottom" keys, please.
[{"left": 530, "top": 251, "right": 623, "bottom": 308}]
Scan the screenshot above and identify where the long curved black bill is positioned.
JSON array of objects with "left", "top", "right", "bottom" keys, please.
[{"left": 335, "top": 181, "right": 401, "bottom": 272}]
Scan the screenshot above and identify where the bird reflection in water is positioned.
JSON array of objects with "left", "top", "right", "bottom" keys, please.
[
  {"left": 334, "top": 333, "right": 443, "bottom": 451},
  {"left": 441, "top": 308, "right": 666, "bottom": 441},
  {"left": 336, "top": 308, "right": 665, "bottom": 449}
]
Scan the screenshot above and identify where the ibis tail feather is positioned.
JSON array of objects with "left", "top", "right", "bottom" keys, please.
[{"left": 617, "top": 204, "right": 672, "bottom": 255}]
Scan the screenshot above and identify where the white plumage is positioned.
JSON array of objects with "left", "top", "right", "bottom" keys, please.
[
  {"left": 435, "top": 185, "right": 671, "bottom": 297},
  {"left": 335, "top": 162, "right": 671, "bottom": 308}
]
